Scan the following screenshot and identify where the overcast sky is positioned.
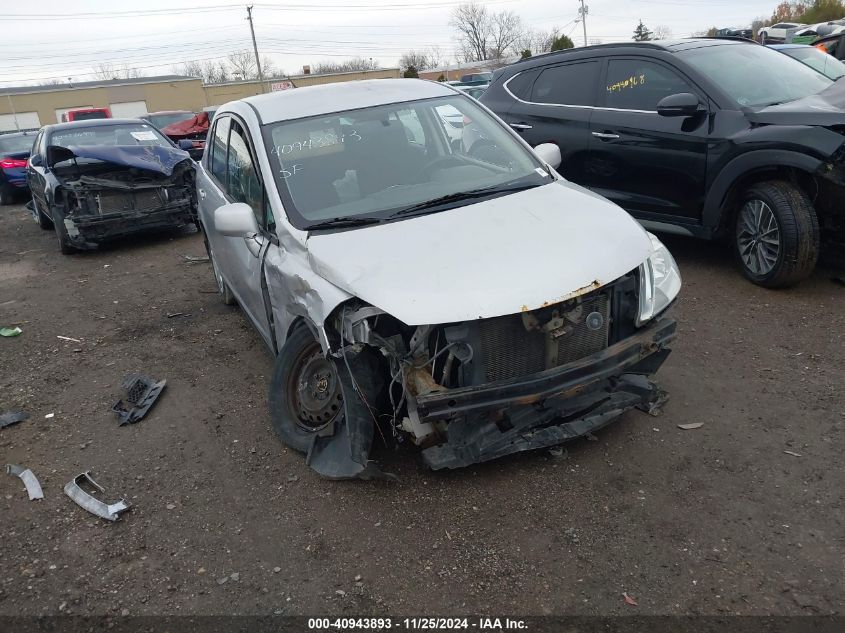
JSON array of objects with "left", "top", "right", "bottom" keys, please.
[{"left": 1, "top": 0, "right": 783, "bottom": 86}]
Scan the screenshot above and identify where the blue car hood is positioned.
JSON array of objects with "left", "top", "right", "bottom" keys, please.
[{"left": 46, "top": 144, "right": 190, "bottom": 176}]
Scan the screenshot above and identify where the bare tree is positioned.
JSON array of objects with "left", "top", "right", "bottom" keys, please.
[
  {"left": 91, "top": 62, "right": 142, "bottom": 80},
  {"left": 226, "top": 50, "right": 257, "bottom": 80},
  {"left": 399, "top": 50, "right": 431, "bottom": 72},
  {"left": 653, "top": 25, "right": 673, "bottom": 40},
  {"left": 311, "top": 57, "right": 380, "bottom": 75},
  {"left": 427, "top": 45, "right": 447, "bottom": 69},
  {"left": 451, "top": 2, "right": 491, "bottom": 62},
  {"left": 225, "top": 50, "right": 276, "bottom": 80},
  {"left": 488, "top": 10, "right": 522, "bottom": 62}
]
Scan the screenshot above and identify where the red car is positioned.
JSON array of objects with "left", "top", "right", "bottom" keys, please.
[
  {"left": 61, "top": 107, "right": 111, "bottom": 122},
  {"left": 142, "top": 111, "right": 209, "bottom": 160}
]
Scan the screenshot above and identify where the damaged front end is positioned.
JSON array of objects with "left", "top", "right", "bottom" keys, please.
[
  {"left": 310, "top": 269, "right": 676, "bottom": 477},
  {"left": 47, "top": 144, "right": 196, "bottom": 249}
]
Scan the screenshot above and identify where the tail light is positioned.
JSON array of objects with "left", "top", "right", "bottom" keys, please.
[{"left": 1, "top": 158, "right": 27, "bottom": 169}]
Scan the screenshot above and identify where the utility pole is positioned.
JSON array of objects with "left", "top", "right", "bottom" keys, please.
[
  {"left": 578, "top": 0, "right": 588, "bottom": 46},
  {"left": 246, "top": 5, "right": 266, "bottom": 93}
]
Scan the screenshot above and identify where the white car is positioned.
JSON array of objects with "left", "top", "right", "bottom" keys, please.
[
  {"left": 196, "top": 79, "right": 681, "bottom": 478},
  {"left": 758, "top": 22, "right": 806, "bottom": 42}
]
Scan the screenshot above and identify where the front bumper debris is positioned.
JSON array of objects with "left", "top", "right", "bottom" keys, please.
[
  {"left": 417, "top": 317, "right": 676, "bottom": 470},
  {"left": 64, "top": 471, "right": 131, "bottom": 522}
]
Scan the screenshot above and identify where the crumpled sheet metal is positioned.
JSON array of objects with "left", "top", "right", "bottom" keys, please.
[
  {"left": 64, "top": 471, "right": 131, "bottom": 522},
  {"left": 6, "top": 464, "right": 44, "bottom": 500}
]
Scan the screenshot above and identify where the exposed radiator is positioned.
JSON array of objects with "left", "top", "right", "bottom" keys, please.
[{"left": 477, "top": 291, "right": 610, "bottom": 383}]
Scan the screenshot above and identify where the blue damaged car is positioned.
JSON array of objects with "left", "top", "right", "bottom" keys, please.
[
  {"left": 26, "top": 119, "right": 197, "bottom": 253},
  {"left": 0, "top": 131, "right": 37, "bottom": 205}
]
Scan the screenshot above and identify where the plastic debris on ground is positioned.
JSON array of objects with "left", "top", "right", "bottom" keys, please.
[
  {"left": 0, "top": 326, "right": 22, "bottom": 337},
  {"left": 677, "top": 422, "right": 704, "bottom": 430},
  {"left": 0, "top": 411, "right": 28, "bottom": 429},
  {"left": 64, "top": 471, "right": 131, "bottom": 522},
  {"left": 112, "top": 373, "right": 167, "bottom": 426},
  {"left": 6, "top": 464, "right": 44, "bottom": 500},
  {"left": 623, "top": 592, "right": 639, "bottom": 606}
]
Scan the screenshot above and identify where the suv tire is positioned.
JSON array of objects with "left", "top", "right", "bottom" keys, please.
[
  {"left": 0, "top": 185, "right": 13, "bottom": 206},
  {"left": 734, "top": 180, "right": 819, "bottom": 288},
  {"left": 268, "top": 324, "right": 345, "bottom": 453}
]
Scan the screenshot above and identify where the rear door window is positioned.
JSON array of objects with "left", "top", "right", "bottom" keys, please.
[
  {"left": 531, "top": 61, "right": 600, "bottom": 106},
  {"left": 605, "top": 59, "right": 693, "bottom": 111}
]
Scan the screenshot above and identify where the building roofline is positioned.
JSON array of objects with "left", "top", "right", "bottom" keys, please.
[
  {"left": 0, "top": 75, "right": 198, "bottom": 97},
  {"left": 203, "top": 67, "right": 400, "bottom": 88}
]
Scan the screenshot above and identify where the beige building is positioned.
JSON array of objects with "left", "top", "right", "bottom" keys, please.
[{"left": 0, "top": 68, "right": 401, "bottom": 133}]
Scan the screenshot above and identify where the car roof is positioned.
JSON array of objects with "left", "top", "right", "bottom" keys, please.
[
  {"left": 44, "top": 118, "right": 155, "bottom": 133},
  {"left": 501, "top": 37, "right": 756, "bottom": 73},
  {"left": 144, "top": 110, "right": 193, "bottom": 116},
  {"left": 239, "top": 78, "right": 457, "bottom": 124}
]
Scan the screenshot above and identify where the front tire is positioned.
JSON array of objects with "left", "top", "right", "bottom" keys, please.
[
  {"left": 733, "top": 180, "right": 819, "bottom": 288},
  {"left": 0, "top": 185, "right": 13, "bottom": 206},
  {"left": 33, "top": 198, "right": 53, "bottom": 230},
  {"left": 268, "top": 324, "right": 345, "bottom": 453},
  {"left": 204, "top": 235, "right": 235, "bottom": 305},
  {"left": 52, "top": 207, "right": 75, "bottom": 254}
]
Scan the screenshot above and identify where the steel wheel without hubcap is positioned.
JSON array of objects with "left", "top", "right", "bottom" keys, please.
[
  {"left": 736, "top": 199, "right": 781, "bottom": 277},
  {"left": 287, "top": 345, "right": 344, "bottom": 433}
]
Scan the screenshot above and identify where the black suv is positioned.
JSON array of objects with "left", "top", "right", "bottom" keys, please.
[{"left": 480, "top": 38, "right": 845, "bottom": 287}]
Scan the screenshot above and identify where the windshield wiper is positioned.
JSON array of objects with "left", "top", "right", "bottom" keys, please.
[
  {"left": 389, "top": 181, "right": 544, "bottom": 218},
  {"left": 307, "top": 216, "right": 384, "bottom": 231}
]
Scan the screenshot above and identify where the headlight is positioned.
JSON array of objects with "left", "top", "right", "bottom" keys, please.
[{"left": 636, "top": 233, "right": 681, "bottom": 326}]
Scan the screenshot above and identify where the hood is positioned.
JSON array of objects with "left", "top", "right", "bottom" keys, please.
[
  {"left": 45, "top": 144, "right": 191, "bottom": 176},
  {"left": 161, "top": 112, "right": 209, "bottom": 139},
  {"left": 746, "top": 79, "right": 845, "bottom": 126},
  {"left": 306, "top": 180, "right": 652, "bottom": 325}
]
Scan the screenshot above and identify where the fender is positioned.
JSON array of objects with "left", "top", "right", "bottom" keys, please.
[{"left": 703, "top": 150, "right": 823, "bottom": 232}]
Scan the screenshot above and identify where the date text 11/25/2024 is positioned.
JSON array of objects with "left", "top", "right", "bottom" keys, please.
[{"left": 307, "top": 617, "right": 528, "bottom": 630}]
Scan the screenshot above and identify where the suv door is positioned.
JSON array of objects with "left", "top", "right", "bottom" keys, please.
[
  {"left": 500, "top": 60, "right": 601, "bottom": 184},
  {"left": 199, "top": 115, "right": 274, "bottom": 347},
  {"left": 587, "top": 57, "right": 709, "bottom": 222}
]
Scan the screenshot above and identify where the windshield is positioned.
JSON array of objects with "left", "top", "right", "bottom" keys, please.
[
  {"left": 781, "top": 47, "right": 845, "bottom": 80},
  {"left": 50, "top": 123, "right": 170, "bottom": 148},
  {"left": 680, "top": 44, "right": 832, "bottom": 107},
  {"left": 147, "top": 112, "right": 195, "bottom": 129},
  {"left": 0, "top": 135, "right": 34, "bottom": 154},
  {"left": 263, "top": 94, "right": 549, "bottom": 229}
]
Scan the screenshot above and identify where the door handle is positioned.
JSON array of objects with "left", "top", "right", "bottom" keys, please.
[
  {"left": 509, "top": 123, "right": 533, "bottom": 130},
  {"left": 592, "top": 132, "right": 620, "bottom": 140},
  {"left": 198, "top": 188, "right": 207, "bottom": 199}
]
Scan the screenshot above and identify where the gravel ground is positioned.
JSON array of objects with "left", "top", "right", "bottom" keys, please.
[{"left": 0, "top": 202, "right": 843, "bottom": 617}]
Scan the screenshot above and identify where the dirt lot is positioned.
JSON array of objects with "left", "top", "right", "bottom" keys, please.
[{"left": 0, "top": 201, "right": 843, "bottom": 618}]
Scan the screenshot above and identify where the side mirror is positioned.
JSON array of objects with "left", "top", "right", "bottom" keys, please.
[
  {"left": 533, "top": 143, "right": 561, "bottom": 170},
  {"left": 178, "top": 139, "right": 194, "bottom": 151},
  {"left": 29, "top": 154, "right": 42, "bottom": 167},
  {"left": 214, "top": 202, "right": 259, "bottom": 237},
  {"left": 657, "top": 93, "right": 704, "bottom": 118}
]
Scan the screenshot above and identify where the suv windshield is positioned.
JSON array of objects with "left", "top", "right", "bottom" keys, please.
[
  {"left": 680, "top": 43, "right": 832, "bottom": 107},
  {"left": 263, "top": 94, "right": 549, "bottom": 229},
  {"left": 51, "top": 123, "right": 170, "bottom": 148}
]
